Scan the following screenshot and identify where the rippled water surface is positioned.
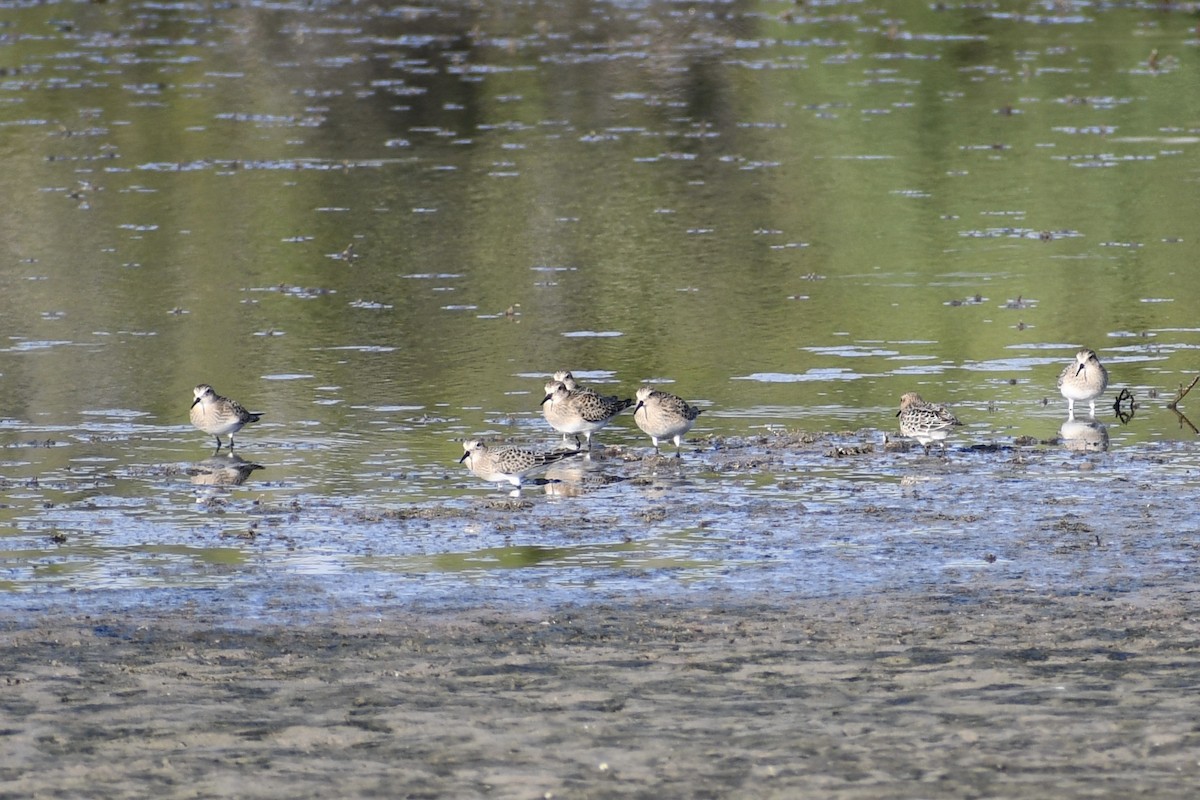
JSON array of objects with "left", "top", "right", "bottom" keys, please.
[{"left": 2, "top": 0, "right": 1199, "bottom": 608}]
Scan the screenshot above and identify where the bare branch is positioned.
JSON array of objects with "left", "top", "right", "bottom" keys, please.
[
  {"left": 1168, "top": 374, "right": 1200, "bottom": 410},
  {"left": 1171, "top": 406, "right": 1199, "bottom": 435}
]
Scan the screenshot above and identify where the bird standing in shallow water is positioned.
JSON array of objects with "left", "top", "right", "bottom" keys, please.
[
  {"left": 897, "top": 392, "right": 961, "bottom": 454},
  {"left": 633, "top": 386, "right": 702, "bottom": 456},
  {"left": 189, "top": 384, "right": 261, "bottom": 452},
  {"left": 1057, "top": 348, "right": 1108, "bottom": 419},
  {"left": 539, "top": 377, "right": 632, "bottom": 450},
  {"left": 539, "top": 380, "right": 578, "bottom": 447},
  {"left": 458, "top": 439, "right": 577, "bottom": 491}
]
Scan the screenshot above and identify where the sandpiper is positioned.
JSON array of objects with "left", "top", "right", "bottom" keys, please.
[
  {"left": 540, "top": 380, "right": 633, "bottom": 450},
  {"left": 633, "top": 385, "right": 702, "bottom": 456},
  {"left": 189, "top": 384, "right": 261, "bottom": 452},
  {"left": 897, "top": 392, "right": 961, "bottom": 453},
  {"left": 540, "top": 380, "right": 576, "bottom": 447},
  {"left": 458, "top": 439, "right": 577, "bottom": 490},
  {"left": 552, "top": 370, "right": 580, "bottom": 391},
  {"left": 1057, "top": 348, "right": 1108, "bottom": 418}
]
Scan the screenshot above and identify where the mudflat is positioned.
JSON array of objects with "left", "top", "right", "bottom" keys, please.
[{"left": 3, "top": 586, "right": 1198, "bottom": 798}]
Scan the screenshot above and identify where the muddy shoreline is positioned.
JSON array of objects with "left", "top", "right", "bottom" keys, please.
[{"left": 3, "top": 586, "right": 1198, "bottom": 798}]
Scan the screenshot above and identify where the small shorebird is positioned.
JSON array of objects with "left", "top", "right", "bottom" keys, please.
[
  {"left": 552, "top": 370, "right": 580, "bottom": 391},
  {"left": 458, "top": 439, "right": 577, "bottom": 490},
  {"left": 632, "top": 385, "right": 702, "bottom": 456},
  {"left": 897, "top": 392, "right": 961, "bottom": 453},
  {"left": 189, "top": 384, "right": 261, "bottom": 452},
  {"left": 1057, "top": 348, "right": 1108, "bottom": 418},
  {"left": 540, "top": 379, "right": 633, "bottom": 450},
  {"left": 540, "top": 380, "right": 577, "bottom": 447}
]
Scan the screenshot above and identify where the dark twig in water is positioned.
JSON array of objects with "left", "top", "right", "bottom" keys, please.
[
  {"left": 1113, "top": 388, "right": 1137, "bottom": 425},
  {"left": 1170, "top": 406, "right": 1198, "bottom": 436},
  {"left": 1167, "top": 374, "right": 1199, "bottom": 410}
]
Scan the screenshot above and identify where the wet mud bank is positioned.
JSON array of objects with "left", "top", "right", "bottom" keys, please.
[{"left": 3, "top": 585, "right": 1198, "bottom": 798}]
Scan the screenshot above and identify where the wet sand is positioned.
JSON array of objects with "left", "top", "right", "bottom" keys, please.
[{"left": 3, "top": 586, "right": 1199, "bottom": 798}]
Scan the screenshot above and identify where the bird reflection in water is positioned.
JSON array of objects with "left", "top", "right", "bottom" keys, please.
[
  {"left": 1059, "top": 418, "right": 1109, "bottom": 453},
  {"left": 188, "top": 452, "right": 265, "bottom": 486}
]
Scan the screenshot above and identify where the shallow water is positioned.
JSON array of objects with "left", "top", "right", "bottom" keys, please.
[{"left": 1, "top": 0, "right": 1199, "bottom": 609}]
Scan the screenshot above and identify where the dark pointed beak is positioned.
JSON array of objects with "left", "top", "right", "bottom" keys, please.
[
  {"left": 458, "top": 451, "right": 470, "bottom": 463},
  {"left": 1075, "top": 363, "right": 1085, "bottom": 377},
  {"left": 540, "top": 394, "right": 552, "bottom": 406},
  {"left": 634, "top": 401, "right": 645, "bottom": 415},
  {"left": 895, "top": 409, "right": 902, "bottom": 417},
  {"left": 190, "top": 398, "right": 200, "bottom": 409}
]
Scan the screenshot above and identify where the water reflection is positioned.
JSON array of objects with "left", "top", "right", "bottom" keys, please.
[
  {"left": 1113, "top": 388, "right": 1138, "bottom": 425},
  {"left": 1059, "top": 418, "right": 1109, "bottom": 453},
  {"left": 3, "top": 0, "right": 1200, "bottom": 604},
  {"left": 188, "top": 453, "right": 265, "bottom": 487},
  {"left": 541, "top": 458, "right": 633, "bottom": 497},
  {"left": 1169, "top": 406, "right": 1198, "bottom": 436},
  {"left": 541, "top": 461, "right": 587, "bottom": 498},
  {"left": 437, "top": 545, "right": 571, "bottom": 571},
  {"left": 357, "top": 530, "right": 724, "bottom": 578},
  {"left": 632, "top": 458, "right": 703, "bottom": 500},
  {"left": 1163, "top": 378, "right": 1199, "bottom": 434}
]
